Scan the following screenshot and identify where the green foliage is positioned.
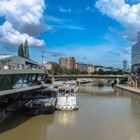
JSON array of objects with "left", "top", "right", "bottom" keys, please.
[
  {"left": 24, "top": 39, "right": 30, "bottom": 58},
  {"left": 48, "top": 64, "right": 127, "bottom": 75},
  {"left": 116, "top": 70, "right": 124, "bottom": 75},
  {"left": 18, "top": 39, "right": 30, "bottom": 59},
  {"left": 18, "top": 43, "right": 24, "bottom": 57},
  {"left": 52, "top": 64, "right": 63, "bottom": 75},
  {"left": 98, "top": 69, "right": 104, "bottom": 75},
  {"left": 69, "top": 68, "right": 82, "bottom": 75},
  {"left": 91, "top": 69, "right": 127, "bottom": 75}
]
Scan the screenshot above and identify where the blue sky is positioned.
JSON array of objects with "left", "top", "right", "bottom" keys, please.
[{"left": 1, "top": 0, "right": 140, "bottom": 68}]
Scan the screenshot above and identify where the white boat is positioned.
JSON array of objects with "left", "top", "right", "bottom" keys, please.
[
  {"left": 49, "top": 80, "right": 78, "bottom": 93},
  {"left": 64, "top": 80, "right": 79, "bottom": 93},
  {"left": 56, "top": 88, "right": 78, "bottom": 111}
]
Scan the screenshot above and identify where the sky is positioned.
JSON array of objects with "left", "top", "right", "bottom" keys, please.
[{"left": 1, "top": 0, "right": 140, "bottom": 68}]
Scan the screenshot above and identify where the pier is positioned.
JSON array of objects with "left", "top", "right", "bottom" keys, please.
[{"left": 0, "top": 68, "right": 47, "bottom": 122}]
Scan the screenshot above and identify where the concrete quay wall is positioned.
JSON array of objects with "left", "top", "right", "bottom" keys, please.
[{"left": 114, "top": 85, "right": 140, "bottom": 100}]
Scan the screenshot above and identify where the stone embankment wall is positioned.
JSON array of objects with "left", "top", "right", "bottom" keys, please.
[{"left": 114, "top": 85, "right": 140, "bottom": 100}]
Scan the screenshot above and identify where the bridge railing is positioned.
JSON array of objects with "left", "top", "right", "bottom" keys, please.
[
  {"left": 0, "top": 64, "right": 45, "bottom": 71},
  {"left": 48, "top": 74, "right": 129, "bottom": 79}
]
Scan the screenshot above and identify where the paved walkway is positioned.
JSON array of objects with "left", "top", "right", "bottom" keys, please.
[{"left": 115, "top": 84, "right": 140, "bottom": 95}]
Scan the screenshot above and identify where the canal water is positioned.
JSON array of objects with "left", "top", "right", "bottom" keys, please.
[{"left": 0, "top": 84, "right": 140, "bottom": 140}]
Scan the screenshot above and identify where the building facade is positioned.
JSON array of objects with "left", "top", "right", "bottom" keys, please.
[
  {"left": 59, "top": 57, "right": 76, "bottom": 69},
  {"left": 95, "top": 66, "right": 113, "bottom": 72},
  {"left": 132, "top": 32, "right": 140, "bottom": 74},
  {"left": 94, "top": 66, "right": 104, "bottom": 72},
  {"left": 87, "top": 65, "right": 95, "bottom": 74},
  {"left": 76, "top": 63, "right": 89, "bottom": 72},
  {"left": 123, "top": 60, "right": 127, "bottom": 72},
  {"left": 44, "top": 61, "right": 57, "bottom": 71},
  {"left": 59, "top": 57, "right": 68, "bottom": 69},
  {"left": 67, "top": 57, "right": 76, "bottom": 69}
]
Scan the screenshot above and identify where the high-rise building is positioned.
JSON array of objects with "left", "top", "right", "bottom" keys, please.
[
  {"left": 59, "top": 57, "right": 76, "bottom": 69},
  {"left": 132, "top": 32, "right": 140, "bottom": 74},
  {"left": 123, "top": 60, "right": 127, "bottom": 72},
  {"left": 137, "top": 31, "right": 140, "bottom": 42},
  {"left": 59, "top": 57, "right": 68, "bottom": 68},
  {"left": 67, "top": 57, "right": 76, "bottom": 69}
]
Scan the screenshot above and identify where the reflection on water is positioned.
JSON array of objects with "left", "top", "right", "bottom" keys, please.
[
  {"left": 1, "top": 85, "right": 140, "bottom": 140},
  {"left": 56, "top": 111, "right": 77, "bottom": 126},
  {"left": 79, "top": 83, "right": 114, "bottom": 95}
]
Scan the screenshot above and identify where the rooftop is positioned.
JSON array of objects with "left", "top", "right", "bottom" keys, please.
[{"left": 0, "top": 54, "right": 12, "bottom": 60}]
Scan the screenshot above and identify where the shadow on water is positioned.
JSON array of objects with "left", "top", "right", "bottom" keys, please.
[
  {"left": 0, "top": 112, "right": 33, "bottom": 133},
  {"left": 0, "top": 110, "right": 55, "bottom": 134}
]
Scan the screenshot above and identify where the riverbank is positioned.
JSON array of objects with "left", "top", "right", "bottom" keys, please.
[
  {"left": 114, "top": 85, "right": 140, "bottom": 95},
  {"left": 114, "top": 84, "right": 140, "bottom": 100}
]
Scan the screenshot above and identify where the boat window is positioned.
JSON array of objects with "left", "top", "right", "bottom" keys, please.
[
  {"left": 71, "top": 89, "right": 74, "bottom": 93},
  {"left": 59, "top": 89, "right": 65, "bottom": 93}
]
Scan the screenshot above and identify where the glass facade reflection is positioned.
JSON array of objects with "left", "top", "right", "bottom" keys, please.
[
  {"left": 132, "top": 32, "right": 140, "bottom": 74},
  {"left": 0, "top": 73, "right": 45, "bottom": 91}
]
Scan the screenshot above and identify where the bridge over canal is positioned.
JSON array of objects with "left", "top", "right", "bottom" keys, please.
[{"left": 48, "top": 74, "right": 128, "bottom": 80}]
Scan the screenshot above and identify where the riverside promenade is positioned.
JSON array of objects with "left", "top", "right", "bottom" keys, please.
[{"left": 114, "top": 84, "right": 140, "bottom": 96}]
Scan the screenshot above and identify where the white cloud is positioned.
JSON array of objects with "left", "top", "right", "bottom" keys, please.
[
  {"left": 0, "top": 0, "right": 48, "bottom": 51},
  {"left": 0, "top": 21, "right": 45, "bottom": 51},
  {"left": 51, "top": 25, "right": 85, "bottom": 30},
  {"left": 96, "top": 0, "right": 140, "bottom": 41},
  {"left": 0, "top": 0, "right": 45, "bottom": 25},
  {"left": 59, "top": 7, "right": 71, "bottom": 13},
  {"left": 45, "top": 14, "right": 84, "bottom": 31},
  {"left": 45, "top": 14, "right": 64, "bottom": 23}
]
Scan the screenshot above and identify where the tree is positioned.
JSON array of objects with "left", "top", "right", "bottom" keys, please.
[
  {"left": 18, "top": 43, "right": 24, "bottom": 57},
  {"left": 98, "top": 69, "right": 104, "bottom": 75},
  {"left": 24, "top": 39, "right": 30, "bottom": 59},
  {"left": 18, "top": 40, "right": 30, "bottom": 59},
  {"left": 116, "top": 70, "right": 124, "bottom": 75},
  {"left": 50, "top": 64, "right": 82, "bottom": 75},
  {"left": 70, "top": 69, "right": 81, "bottom": 75}
]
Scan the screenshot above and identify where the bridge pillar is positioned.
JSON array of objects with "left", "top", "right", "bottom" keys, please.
[{"left": 116, "top": 78, "right": 120, "bottom": 85}]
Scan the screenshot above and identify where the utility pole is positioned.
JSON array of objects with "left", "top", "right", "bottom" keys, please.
[{"left": 40, "top": 46, "right": 46, "bottom": 65}]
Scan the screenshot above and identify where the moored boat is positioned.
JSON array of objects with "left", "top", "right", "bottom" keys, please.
[
  {"left": 23, "top": 98, "right": 56, "bottom": 115},
  {"left": 64, "top": 80, "right": 79, "bottom": 92},
  {"left": 56, "top": 88, "right": 78, "bottom": 111},
  {"left": 50, "top": 80, "right": 78, "bottom": 93}
]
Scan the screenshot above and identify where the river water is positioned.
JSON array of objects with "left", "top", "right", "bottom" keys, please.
[{"left": 0, "top": 84, "right": 140, "bottom": 140}]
